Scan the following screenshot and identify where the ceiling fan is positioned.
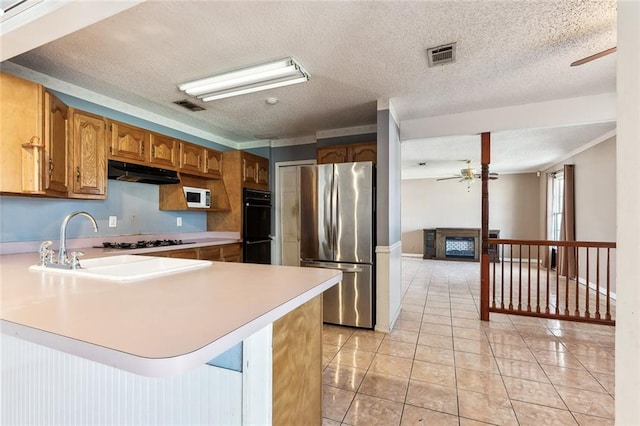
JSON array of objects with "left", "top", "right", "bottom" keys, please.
[
  {"left": 570, "top": 47, "right": 617, "bottom": 67},
  {"left": 436, "top": 160, "right": 498, "bottom": 191}
]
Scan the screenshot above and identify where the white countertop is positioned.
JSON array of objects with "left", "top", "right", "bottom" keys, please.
[{"left": 0, "top": 250, "right": 341, "bottom": 377}]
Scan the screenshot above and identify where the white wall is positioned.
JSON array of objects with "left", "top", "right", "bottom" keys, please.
[
  {"left": 540, "top": 136, "right": 616, "bottom": 242},
  {"left": 401, "top": 173, "right": 540, "bottom": 254},
  {"left": 616, "top": 1, "right": 640, "bottom": 422}
]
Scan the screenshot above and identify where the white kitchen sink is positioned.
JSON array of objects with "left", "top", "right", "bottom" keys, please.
[{"left": 29, "top": 255, "right": 212, "bottom": 282}]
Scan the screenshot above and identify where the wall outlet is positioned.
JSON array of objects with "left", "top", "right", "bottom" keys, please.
[
  {"left": 176, "top": 217, "right": 182, "bottom": 227},
  {"left": 108, "top": 216, "right": 117, "bottom": 228}
]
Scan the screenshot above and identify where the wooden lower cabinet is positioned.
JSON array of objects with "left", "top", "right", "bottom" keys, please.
[
  {"left": 272, "top": 295, "right": 322, "bottom": 425},
  {"left": 148, "top": 243, "right": 241, "bottom": 262},
  {"left": 165, "top": 248, "right": 199, "bottom": 259}
]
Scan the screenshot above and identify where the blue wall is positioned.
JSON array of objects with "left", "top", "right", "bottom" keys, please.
[{"left": 0, "top": 180, "right": 206, "bottom": 242}]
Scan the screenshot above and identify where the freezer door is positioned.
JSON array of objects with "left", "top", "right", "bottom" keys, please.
[
  {"left": 301, "top": 261, "right": 373, "bottom": 328},
  {"left": 334, "top": 162, "right": 374, "bottom": 263},
  {"left": 300, "top": 164, "right": 334, "bottom": 261}
]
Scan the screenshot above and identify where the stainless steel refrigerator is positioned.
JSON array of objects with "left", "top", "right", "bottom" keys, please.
[{"left": 299, "top": 161, "right": 375, "bottom": 328}]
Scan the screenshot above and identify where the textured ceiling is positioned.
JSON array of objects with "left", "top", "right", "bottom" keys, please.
[{"left": 7, "top": 0, "right": 617, "bottom": 176}]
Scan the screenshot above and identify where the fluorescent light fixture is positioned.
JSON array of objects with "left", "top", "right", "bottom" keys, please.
[{"left": 178, "top": 57, "right": 309, "bottom": 101}]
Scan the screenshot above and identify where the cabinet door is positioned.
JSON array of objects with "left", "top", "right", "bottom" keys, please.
[
  {"left": 0, "top": 72, "right": 43, "bottom": 194},
  {"left": 221, "top": 243, "right": 241, "bottom": 262},
  {"left": 43, "top": 91, "right": 69, "bottom": 196},
  {"left": 203, "top": 148, "right": 223, "bottom": 178},
  {"left": 317, "top": 146, "right": 348, "bottom": 164},
  {"left": 109, "top": 122, "right": 148, "bottom": 163},
  {"left": 199, "top": 246, "right": 222, "bottom": 261},
  {"left": 149, "top": 134, "right": 178, "bottom": 168},
  {"left": 70, "top": 111, "right": 107, "bottom": 198},
  {"left": 179, "top": 142, "right": 205, "bottom": 175},
  {"left": 167, "top": 248, "right": 199, "bottom": 259},
  {"left": 256, "top": 157, "right": 269, "bottom": 186},
  {"left": 350, "top": 142, "right": 376, "bottom": 164},
  {"left": 242, "top": 158, "right": 257, "bottom": 183}
]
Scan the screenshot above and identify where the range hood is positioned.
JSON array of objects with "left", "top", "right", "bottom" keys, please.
[{"left": 108, "top": 160, "right": 180, "bottom": 185}]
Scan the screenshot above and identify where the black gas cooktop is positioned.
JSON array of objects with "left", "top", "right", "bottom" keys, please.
[{"left": 95, "top": 240, "right": 194, "bottom": 250}]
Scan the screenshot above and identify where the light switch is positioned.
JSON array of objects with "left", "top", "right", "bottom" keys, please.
[
  {"left": 177, "top": 217, "right": 182, "bottom": 227},
  {"left": 109, "top": 216, "right": 117, "bottom": 228}
]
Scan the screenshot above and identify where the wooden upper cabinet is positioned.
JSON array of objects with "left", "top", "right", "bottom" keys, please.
[
  {"left": 43, "top": 91, "right": 69, "bottom": 196},
  {"left": 69, "top": 110, "right": 107, "bottom": 199},
  {"left": 256, "top": 156, "right": 269, "bottom": 186},
  {"left": 204, "top": 148, "right": 223, "bottom": 178},
  {"left": 317, "top": 142, "right": 376, "bottom": 165},
  {"left": 109, "top": 121, "right": 149, "bottom": 163},
  {"left": 241, "top": 152, "right": 269, "bottom": 188},
  {"left": 0, "top": 72, "right": 44, "bottom": 194},
  {"left": 317, "top": 146, "right": 348, "bottom": 164},
  {"left": 350, "top": 142, "right": 377, "bottom": 163},
  {"left": 149, "top": 134, "right": 178, "bottom": 169},
  {"left": 242, "top": 157, "right": 258, "bottom": 184},
  {"left": 179, "top": 142, "right": 205, "bottom": 175}
]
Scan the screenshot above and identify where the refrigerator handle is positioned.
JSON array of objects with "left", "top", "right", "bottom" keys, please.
[
  {"left": 300, "top": 260, "right": 362, "bottom": 273},
  {"left": 332, "top": 168, "right": 338, "bottom": 256}
]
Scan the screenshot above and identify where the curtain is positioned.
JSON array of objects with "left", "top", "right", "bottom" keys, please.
[
  {"left": 558, "top": 164, "right": 576, "bottom": 278},
  {"left": 541, "top": 172, "right": 553, "bottom": 268}
]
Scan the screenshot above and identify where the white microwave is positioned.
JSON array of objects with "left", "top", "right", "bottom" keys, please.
[{"left": 183, "top": 186, "right": 211, "bottom": 208}]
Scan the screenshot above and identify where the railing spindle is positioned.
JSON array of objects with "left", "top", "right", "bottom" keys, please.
[
  {"left": 546, "top": 246, "right": 550, "bottom": 314},
  {"left": 509, "top": 244, "right": 513, "bottom": 310},
  {"left": 491, "top": 242, "right": 497, "bottom": 309},
  {"left": 585, "top": 248, "right": 590, "bottom": 318},
  {"left": 606, "top": 248, "right": 611, "bottom": 321},
  {"left": 500, "top": 244, "right": 505, "bottom": 309},
  {"left": 527, "top": 244, "right": 531, "bottom": 312},
  {"left": 518, "top": 244, "right": 522, "bottom": 311},
  {"left": 536, "top": 244, "right": 541, "bottom": 313},
  {"left": 555, "top": 249, "right": 560, "bottom": 315},
  {"left": 564, "top": 246, "right": 570, "bottom": 316},
  {"left": 574, "top": 246, "right": 580, "bottom": 317},
  {"left": 596, "top": 248, "right": 601, "bottom": 320}
]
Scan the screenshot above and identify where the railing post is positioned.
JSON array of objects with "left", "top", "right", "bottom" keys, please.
[{"left": 480, "top": 132, "right": 491, "bottom": 321}]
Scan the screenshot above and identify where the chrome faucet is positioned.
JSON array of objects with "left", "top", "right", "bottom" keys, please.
[{"left": 57, "top": 211, "right": 99, "bottom": 267}]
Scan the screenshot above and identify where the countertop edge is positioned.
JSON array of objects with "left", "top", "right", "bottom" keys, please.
[{"left": 0, "top": 273, "right": 341, "bottom": 377}]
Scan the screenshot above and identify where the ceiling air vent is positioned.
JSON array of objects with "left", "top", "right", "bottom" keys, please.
[
  {"left": 173, "top": 99, "right": 205, "bottom": 112},
  {"left": 427, "top": 43, "right": 457, "bottom": 67}
]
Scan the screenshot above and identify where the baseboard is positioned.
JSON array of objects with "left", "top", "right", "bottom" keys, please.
[{"left": 577, "top": 277, "right": 617, "bottom": 300}]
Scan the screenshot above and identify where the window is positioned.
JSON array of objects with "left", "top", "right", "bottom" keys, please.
[{"left": 550, "top": 171, "right": 564, "bottom": 241}]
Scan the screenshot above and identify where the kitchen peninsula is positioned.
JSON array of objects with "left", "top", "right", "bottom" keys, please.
[{"left": 0, "top": 241, "right": 341, "bottom": 425}]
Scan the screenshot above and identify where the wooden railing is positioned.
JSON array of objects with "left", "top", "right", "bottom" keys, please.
[{"left": 485, "top": 239, "right": 616, "bottom": 325}]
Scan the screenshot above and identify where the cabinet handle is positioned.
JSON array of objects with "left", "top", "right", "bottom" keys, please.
[
  {"left": 109, "top": 146, "right": 113, "bottom": 155},
  {"left": 151, "top": 145, "right": 156, "bottom": 157},
  {"left": 205, "top": 158, "right": 208, "bottom": 170},
  {"left": 141, "top": 143, "right": 145, "bottom": 155},
  {"left": 76, "top": 167, "right": 81, "bottom": 182},
  {"left": 242, "top": 160, "right": 246, "bottom": 181},
  {"left": 49, "top": 158, "right": 54, "bottom": 175}
]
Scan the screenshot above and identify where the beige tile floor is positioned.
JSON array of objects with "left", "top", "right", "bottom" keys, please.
[{"left": 322, "top": 257, "right": 615, "bottom": 426}]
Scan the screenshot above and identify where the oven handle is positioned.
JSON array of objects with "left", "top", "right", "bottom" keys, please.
[{"left": 245, "top": 239, "right": 272, "bottom": 245}]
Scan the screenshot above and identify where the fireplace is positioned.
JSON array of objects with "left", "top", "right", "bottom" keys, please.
[
  {"left": 445, "top": 237, "right": 475, "bottom": 259},
  {"left": 423, "top": 228, "right": 499, "bottom": 262}
]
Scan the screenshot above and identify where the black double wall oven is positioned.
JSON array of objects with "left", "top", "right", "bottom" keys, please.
[{"left": 242, "top": 188, "right": 272, "bottom": 264}]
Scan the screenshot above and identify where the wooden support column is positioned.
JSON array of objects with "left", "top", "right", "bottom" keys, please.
[{"left": 480, "top": 132, "right": 491, "bottom": 321}]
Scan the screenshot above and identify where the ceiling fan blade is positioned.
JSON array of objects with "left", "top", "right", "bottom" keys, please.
[
  {"left": 436, "top": 176, "right": 461, "bottom": 181},
  {"left": 570, "top": 47, "right": 616, "bottom": 67}
]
